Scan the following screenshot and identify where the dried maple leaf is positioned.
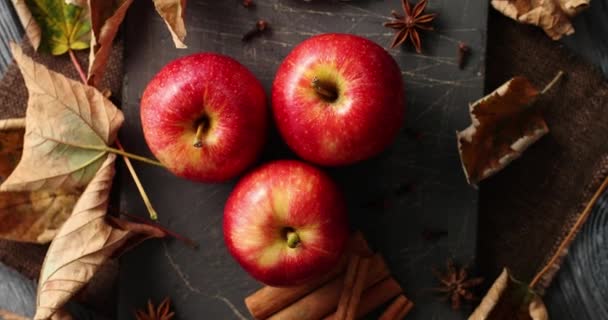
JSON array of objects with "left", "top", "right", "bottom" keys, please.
[
  {"left": 0, "top": 43, "right": 124, "bottom": 193},
  {"left": 11, "top": 0, "right": 42, "bottom": 50},
  {"left": 135, "top": 298, "right": 175, "bottom": 320},
  {"left": 153, "top": 0, "right": 188, "bottom": 48},
  {"left": 20, "top": 0, "right": 91, "bottom": 55},
  {"left": 0, "top": 118, "right": 79, "bottom": 244},
  {"left": 87, "top": 0, "right": 135, "bottom": 86},
  {"left": 469, "top": 268, "right": 548, "bottom": 320},
  {"left": 457, "top": 72, "right": 563, "bottom": 185},
  {"left": 492, "top": 0, "right": 589, "bottom": 40},
  {"left": 34, "top": 154, "right": 167, "bottom": 320}
]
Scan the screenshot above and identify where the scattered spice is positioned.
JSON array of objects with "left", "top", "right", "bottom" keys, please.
[
  {"left": 457, "top": 42, "right": 471, "bottom": 69},
  {"left": 135, "top": 298, "right": 175, "bottom": 320},
  {"left": 431, "top": 259, "right": 484, "bottom": 310},
  {"left": 242, "top": 19, "right": 269, "bottom": 42},
  {"left": 383, "top": 0, "right": 437, "bottom": 53},
  {"left": 421, "top": 227, "right": 448, "bottom": 242},
  {"left": 335, "top": 255, "right": 371, "bottom": 320},
  {"left": 243, "top": 0, "right": 255, "bottom": 8}
]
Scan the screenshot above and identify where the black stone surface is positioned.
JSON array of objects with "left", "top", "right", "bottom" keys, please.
[{"left": 117, "top": 0, "right": 487, "bottom": 319}]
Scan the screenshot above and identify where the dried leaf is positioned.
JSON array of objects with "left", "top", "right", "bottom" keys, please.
[
  {"left": 469, "top": 268, "right": 548, "bottom": 320},
  {"left": 0, "top": 43, "right": 124, "bottom": 193},
  {"left": 87, "top": 0, "right": 135, "bottom": 86},
  {"left": 457, "top": 76, "right": 548, "bottom": 185},
  {"left": 0, "top": 119, "right": 79, "bottom": 243},
  {"left": 11, "top": 0, "right": 42, "bottom": 49},
  {"left": 492, "top": 0, "right": 590, "bottom": 40},
  {"left": 34, "top": 154, "right": 167, "bottom": 320},
  {"left": 153, "top": 0, "right": 188, "bottom": 48},
  {"left": 22, "top": 0, "right": 91, "bottom": 55}
]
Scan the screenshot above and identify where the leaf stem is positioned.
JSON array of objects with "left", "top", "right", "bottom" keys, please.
[
  {"left": 67, "top": 48, "right": 163, "bottom": 222},
  {"left": 119, "top": 211, "right": 199, "bottom": 249},
  {"left": 540, "top": 70, "right": 564, "bottom": 95},
  {"left": 68, "top": 49, "right": 88, "bottom": 84},
  {"left": 116, "top": 140, "right": 159, "bottom": 220},
  {"left": 104, "top": 146, "right": 165, "bottom": 167},
  {"left": 530, "top": 170, "right": 608, "bottom": 289}
]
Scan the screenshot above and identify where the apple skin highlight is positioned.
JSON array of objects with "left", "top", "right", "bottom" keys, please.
[
  {"left": 141, "top": 53, "right": 268, "bottom": 182},
  {"left": 272, "top": 33, "right": 405, "bottom": 166},
  {"left": 223, "top": 160, "right": 349, "bottom": 286}
]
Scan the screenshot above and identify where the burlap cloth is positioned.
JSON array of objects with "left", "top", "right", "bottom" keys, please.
[{"left": 1, "top": 8, "right": 608, "bottom": 312}]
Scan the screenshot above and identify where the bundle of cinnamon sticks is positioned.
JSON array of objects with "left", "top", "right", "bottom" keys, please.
[{"left": 244, "top": 232, "right": 413, "bottom": 320}]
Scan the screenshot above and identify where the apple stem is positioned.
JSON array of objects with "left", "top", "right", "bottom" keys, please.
[
  {"left": 193, "top": 122, "right": 205, "bottom": 148},
  {"left": 311, "top": 77, "right": 338, "bottom": 102},
  {"left": 286, "top": 230, "right": 300, "bottom": 248}
]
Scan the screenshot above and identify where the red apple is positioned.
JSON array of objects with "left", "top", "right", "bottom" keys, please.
[
  {"left": 223, "top": 160, "right": 349, "bottom": 286},
  {"left": 272, "top": 33, "right": 405, "bottom": 166},
  {"left": 141, "top": 53, "right": 267, "bottom": 182}
]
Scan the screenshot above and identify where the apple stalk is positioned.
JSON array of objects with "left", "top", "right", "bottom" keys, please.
[{"left": 311, "top": 77, "right": 338, "bottom": 102}]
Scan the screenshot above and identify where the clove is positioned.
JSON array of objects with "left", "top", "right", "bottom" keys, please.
[
  {"left": 242, "top": 19, "right": 268, "bottom": 42},
  {"left": 457, "top": 42, "right": 471, "bottom": 69}
]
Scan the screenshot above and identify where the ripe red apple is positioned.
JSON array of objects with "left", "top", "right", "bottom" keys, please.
[
  {"left": 272, "top": 33, "right": 405, "bottom": 166},
  {"left": 223, "top": 160, "right": 349, "bottom": 286},
  {"left": 141, "top": 53, "right": 267, "bottom": 182}
]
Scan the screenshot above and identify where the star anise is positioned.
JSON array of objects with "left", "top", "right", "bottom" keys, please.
[
  {"left": 383, "top": 0, "right": 437, "bottom": 53},
  {"left": 431, "top": 259, "right": 484, "bottom": 310},
  {"left": 135, "top": 298, "right": 175, "bottom": 320}
]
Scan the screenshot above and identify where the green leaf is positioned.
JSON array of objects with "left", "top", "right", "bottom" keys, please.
[{"left": 24, "top": 0, "right": 91, "bottom": 55}]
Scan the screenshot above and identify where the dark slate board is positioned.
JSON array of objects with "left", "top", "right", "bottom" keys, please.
[{"left": 118, "top": 1, "right": 487, "bottom": 319}]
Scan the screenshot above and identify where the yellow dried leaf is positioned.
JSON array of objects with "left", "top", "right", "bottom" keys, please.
[
  {"left": 0, "top": 43, "right": 123, "bottom": 192},
  {"left": 87, "top": 0, "right": 135, "bottom": 86},
  {"left": 469, "top": 268, "right": 548, "bottom": 320},
  {"left": 34, "top": 155, "right": 166, "bottom": 320},
  {"left": 492, "top": 0, "right": 590, "bottom": 40},
  {"left": 153, "top": 0, "right": 188, "bottom": 48},
  {"left": 457, "top": 76, "right": 549, "bottom": 185},
  {"left": 0, "top": 119, "right": 79, "bottom": 244}
]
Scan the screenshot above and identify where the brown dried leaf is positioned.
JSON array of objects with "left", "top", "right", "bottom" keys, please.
[
  {"left": 0, "top": 119, "right": 79, "bottom": 244},
  {"left": 34, "top": 155, "right": 166, "bottom": 320},
  {"left": 0, "top": 43, "right": 124, "bottom": 193},
  {"left": 469, "top": 268, "right": 548, "bottom": 320},
  {"left": 492, "top": 0, "right": 590, "bottom": 40},
  {"left": 11, "top": 0, "right": 42, "bottom": 49},
  {"left": 153, "top": 0, "right": 188, "bottom": 48},
  {"left": 457, "top": 77, "right": 548, "bottom": 185},
  {"left": 87, "top": 0, "right": 135, "bottom": 86}
]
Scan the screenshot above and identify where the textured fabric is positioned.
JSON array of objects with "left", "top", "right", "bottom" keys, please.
[{"left": 478, "top": 10, "right": 608, "bottom": 289}]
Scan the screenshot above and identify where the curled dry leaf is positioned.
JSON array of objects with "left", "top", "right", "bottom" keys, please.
[
  {"left": 153, "top": 0, "right": 188, "bottom": 48},
  {"left": 11, "top": 0, "right": 42, "bottom": 49},
  {"left": 0, "top": 119, "right": 79, "bottom": 243},
  {"left": 469, "top": 268, "right": 548, "bottom": 320},
  {"left": 35, "top": 155, "right": 167, "bottom": 320},
  {"left": 87, "top": 0, "right": 135, "bottom": 86},
  {"left": 457, "top": 76, "right": 551, "bottom": 185},
  {"left": 20, "top": 0, "right": 91, "bottom": 55},
  {"left": 0, "top": 43, "right": 124, "bottom": 193},
  {"left": 492, "top": 0, "right": 590, "bottom": 40}
]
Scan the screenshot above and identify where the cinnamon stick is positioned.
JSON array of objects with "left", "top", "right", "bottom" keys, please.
[
  {"left": 335, "top": 256, "right": 370, "bottom": 320},
  {"left": 324, "top": 277, "right": 403, "bottom": 320},
  {"left": 379, "top": 295, "right": 414, "bottom": 320},
  {"left": 268, "top": 254, "right": 389, "bottom": 320},
  {"left": 245, "top": 232, "right": 370, "bottom": 319}
]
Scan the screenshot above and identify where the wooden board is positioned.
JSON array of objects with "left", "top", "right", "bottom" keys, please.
[{"left": 117, "top": 0, "right": 487, "bottom": 319}]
